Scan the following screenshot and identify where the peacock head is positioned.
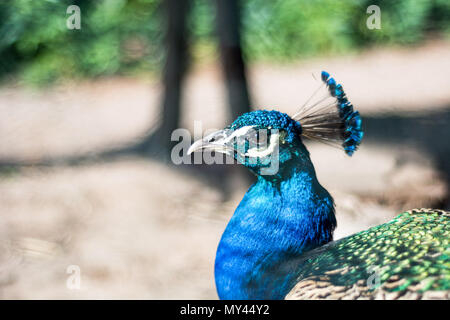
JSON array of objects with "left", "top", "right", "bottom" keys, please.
[
  {"left": 188, "top": 71, "right": 364, "bottom": 178},
  {"left": 188, "top": 110, "right": 305, "bottom": 176}
]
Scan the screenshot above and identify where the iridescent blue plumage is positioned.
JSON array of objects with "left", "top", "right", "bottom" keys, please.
[
  {"left": 189, "top": 71, "right": 364, "bottom": 299},
  {"left": 229, "top": 109, "right": 302, "bottom": 142},
  {"left": 214, "top": 124, "right": 336, "bottom": 299}
]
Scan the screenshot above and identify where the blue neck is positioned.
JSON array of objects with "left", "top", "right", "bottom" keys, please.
[{"left": 214, "top": 150, "right": 336, "bottom": 299}]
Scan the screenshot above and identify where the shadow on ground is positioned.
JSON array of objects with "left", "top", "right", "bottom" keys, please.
[
  {"left": 363, "top": 107, "right": 450, "bottom": 209},
  {"left": 1, "top": 106, "right": 449, "bottom": 207}
]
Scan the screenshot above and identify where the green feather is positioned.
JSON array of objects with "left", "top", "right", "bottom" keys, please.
[{"left": 286, "top": 209, "right": 450, "bottom": 299}]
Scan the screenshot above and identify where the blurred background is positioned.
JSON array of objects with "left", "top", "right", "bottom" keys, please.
[{"left": 0, "top": 0, "right": 449, "bottom": 299}]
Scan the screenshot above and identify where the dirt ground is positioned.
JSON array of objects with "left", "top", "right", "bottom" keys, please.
[{"left": 0, "top": 40, "right": 449, "bottom": 299}]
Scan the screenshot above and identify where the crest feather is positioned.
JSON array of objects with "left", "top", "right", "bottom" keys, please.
[{"left": 293, "top": 71, "right": 363, "bottom": 156}]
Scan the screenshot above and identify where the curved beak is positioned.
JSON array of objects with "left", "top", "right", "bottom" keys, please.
[{"left": 187, "top": 129, "right": 234, "bottom": 156}]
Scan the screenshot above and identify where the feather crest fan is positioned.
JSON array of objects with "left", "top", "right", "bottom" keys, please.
[{"left": 293, "top": 71, "right": 363, "bottom": 156}]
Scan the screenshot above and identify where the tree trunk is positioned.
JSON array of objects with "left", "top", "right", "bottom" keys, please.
[
  {"left": 215, "top": 0, "right": 251, "bottom": 122},
  {"left": 143, "top": 0, "right": 191, "bottom": 159}
]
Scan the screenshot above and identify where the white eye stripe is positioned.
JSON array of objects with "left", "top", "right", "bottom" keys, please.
[
  {"left": 244, "top": 132, "right": 280, "bottom": 158},
  {"left": 225, "top": 126, "right": 254, "bottom": 144}
]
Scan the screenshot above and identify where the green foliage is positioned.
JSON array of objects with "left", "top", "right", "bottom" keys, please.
[
  {"left": 0, "top": 0, "right": 449, "bottom": 84},
  {"left": 242, "top": 0, "right": 360, "bottom": 60},
  {"left": 354, "top": 0, "right": 433, "bottom": 45},
  {"left": 242, "top": 0, "right": 449, "bottom": 60},
  {"left": 0, "top": 0, "right": 163, "bottom": 84}
]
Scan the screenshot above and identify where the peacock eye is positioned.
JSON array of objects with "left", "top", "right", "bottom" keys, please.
[
  {"left": 248, "top": 130, "right": 269, "bottom": 147},
  {"left": 279, "top": 131, "right": 287, "bottom": 144}
]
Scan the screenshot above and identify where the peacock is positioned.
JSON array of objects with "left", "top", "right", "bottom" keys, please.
[{"left": 187, "top": 71, "right": 450, "bottom": 300}]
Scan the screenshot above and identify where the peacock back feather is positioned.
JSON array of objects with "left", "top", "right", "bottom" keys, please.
[{"left": 286, "top": 208, "right": 450, "bottom": 300}]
